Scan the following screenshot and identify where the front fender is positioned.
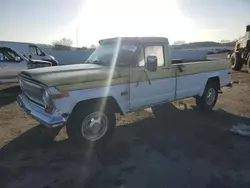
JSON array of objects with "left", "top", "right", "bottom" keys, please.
[{"left": 52, "top": 85, "right": 129, "bottom": 116}]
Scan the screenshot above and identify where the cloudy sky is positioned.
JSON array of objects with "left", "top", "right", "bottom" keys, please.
[{"left": 1, "top": 0, "right": 249, "bottom": 46}]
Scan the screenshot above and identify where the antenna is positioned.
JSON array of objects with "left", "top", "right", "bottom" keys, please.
[{"left": 76, "top": 27, "right": 79, "bottom": 47}]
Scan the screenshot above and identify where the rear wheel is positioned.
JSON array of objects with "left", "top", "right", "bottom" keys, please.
[
  {"left": 231, "top": 52, "right": 243, "bottom": 71},
  {"left": 196, "top": 82, "right": 218, "bottom": 111},
  {"left": 66, "top": 104, "right": 116, "bottom": 149}
]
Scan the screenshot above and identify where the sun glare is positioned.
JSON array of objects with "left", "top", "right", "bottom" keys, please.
[{"left": 59, "top": 0, "right": 195, "bottom": 46}]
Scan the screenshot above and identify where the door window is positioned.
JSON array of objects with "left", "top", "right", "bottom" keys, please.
[
  {"left": 137, "top": 48, "right": 145, "bottom": 67},
  {"left": 29, "top": 46, "right": 36, "bottom": 55},
  {"left": 138, "top": 45, "right": 165, "bottom": 67},
  {"left": 0, "top": 48, "right": 21, "bottom": 62},
  {"left": 145, "top": 46, "right": 165, "bottom": 66},
  {"left": 29, "top": 45, "right": 45, "bottom": 56}
]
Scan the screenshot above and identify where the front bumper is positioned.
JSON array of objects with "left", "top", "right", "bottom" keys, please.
[{"left": 17, "top": 93, "right": 66, "bottom": 128}]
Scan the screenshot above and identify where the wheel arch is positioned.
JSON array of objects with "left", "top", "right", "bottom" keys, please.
[
  {"left": 70, "top": 96, "right": 124, "bottom": 116},
  {"left": 207, "top": 76, "right": 220, "bottom": 90},
  {"left": 198, "top": 76, "right": 220, "bottom": 96}
]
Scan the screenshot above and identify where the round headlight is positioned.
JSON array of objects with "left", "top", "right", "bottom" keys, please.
[{"left": 42, "top": 90, "right": 51, "bottom": 105}]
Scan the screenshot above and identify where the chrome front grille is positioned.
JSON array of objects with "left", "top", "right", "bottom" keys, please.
[{"left": 19, "top": 78, "right": 45, "bottom": 107}]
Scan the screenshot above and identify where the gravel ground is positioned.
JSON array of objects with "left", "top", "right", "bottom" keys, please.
[{"left": 1, "top": 60, "right": 250, "bottom": 188}]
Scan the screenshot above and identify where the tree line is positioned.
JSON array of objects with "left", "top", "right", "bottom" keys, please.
[{"left": 52, "top": 37, "right": 238, "bottom": 51}]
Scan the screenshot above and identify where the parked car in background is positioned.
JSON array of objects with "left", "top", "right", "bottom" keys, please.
[
  {"left": 0, "top": 47, "right": 52, "bottom": 83},
  {"left": 0, "top": 41, "right": 58, "bottom": 66}
]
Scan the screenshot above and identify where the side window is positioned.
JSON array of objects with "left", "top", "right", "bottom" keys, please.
[
  {"left": 138, "top": 48, "right": 145, "bottom": 67},
  {"left": 29, "top": 46, "right": 37, "bottom": 55},
  {"left": 0, "top": 49, "right": 20, "bottom": 62},
  {"left": 29, "top": 45, "right": 44, "bottom": 56},
  {"left": 144, "top": 46, "right": 165, "bottom": 66},
  {"left": 0, "top": 52, "right": 4, "bottom": 61},
  {"left": 36, "top": 47, "right": 44, "bottom": 56}
]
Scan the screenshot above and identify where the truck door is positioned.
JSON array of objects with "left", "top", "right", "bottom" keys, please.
[
  {"left": 129, "top": 44, "right": 175, "bottom": 110},
  {"left": 0, "top": 48, "right": 27, "bottom": 82}
]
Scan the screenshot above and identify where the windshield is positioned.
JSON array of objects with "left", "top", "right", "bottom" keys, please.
[{"left": 86, "top": 42, "right": 140, "bottom": 66}]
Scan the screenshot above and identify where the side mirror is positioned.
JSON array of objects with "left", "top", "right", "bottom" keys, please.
[
  {"left": 29, "top": 55, "right": 32, "bottom": 59},
  {"left": 146, "top": 56, "right": 157, "bottom": 72},
  {"left": 15, "top": 56, "right": 21, "bottom": 62}
]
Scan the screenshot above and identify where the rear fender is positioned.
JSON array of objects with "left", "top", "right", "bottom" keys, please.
[{"left": 198, "top": 73, "right": 220, "bottom": 96}]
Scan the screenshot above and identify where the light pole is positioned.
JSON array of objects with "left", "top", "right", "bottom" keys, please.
[{"left": 76, "top": 27, "right": 79, "bottom": 47}]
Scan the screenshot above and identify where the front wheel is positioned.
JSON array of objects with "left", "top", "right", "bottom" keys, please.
[
  {"left": 196, "top": 82, "right": 218, "bottom": 111},
  {"left": 66, "top": 105, "right": 116, "bottom": 149}
]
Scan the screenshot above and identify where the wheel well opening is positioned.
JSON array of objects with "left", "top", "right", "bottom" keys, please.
[
  {"left": 71, "top": 97, "right": 123, "bottom": 115},
  {"left": 207, "top": 77, "right": 220, "bottom": 90}
]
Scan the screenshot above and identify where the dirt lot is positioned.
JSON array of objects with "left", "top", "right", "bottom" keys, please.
[{"left": 1, "top": 66, "right": 250, "bottom": 187}]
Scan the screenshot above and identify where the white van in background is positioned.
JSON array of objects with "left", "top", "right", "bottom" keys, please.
[{"left": 0, "top": 41, "right": 58, "bottom": 66}]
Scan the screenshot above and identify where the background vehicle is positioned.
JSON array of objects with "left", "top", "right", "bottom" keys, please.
[
  {"left": 229, "top": 25, "right": 250, "bottom": 73},
  {"left": 0, "top": 47, "right": 52, "bottom": 83},
  {"left": 0, "top": 41, "right": 58, "bottom": 66},
  {"left": 17, "top": 37, "right": 232, "bottom": 148}
]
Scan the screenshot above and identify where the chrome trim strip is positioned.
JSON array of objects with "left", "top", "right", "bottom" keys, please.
[{"left": 17, "top": 93, "right": 66, "bottom": 128}]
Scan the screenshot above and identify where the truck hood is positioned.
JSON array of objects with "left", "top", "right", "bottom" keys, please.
[{"left": 19, "top": 64, "right": 129, "bottom": 89}]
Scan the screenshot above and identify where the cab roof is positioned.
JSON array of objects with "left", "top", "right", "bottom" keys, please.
[{"left": 99, "top": 37, "right": 169, "bottom": 44}]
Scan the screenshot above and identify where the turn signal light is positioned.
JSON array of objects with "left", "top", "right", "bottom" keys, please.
[{"left": 52, "top": 93, "right": 69, "bottom": 99}]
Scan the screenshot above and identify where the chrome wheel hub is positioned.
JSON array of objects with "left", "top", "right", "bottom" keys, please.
[
  {"left": 81, "top": 112, "right": 108, "bottom": 141},
  {"left": 205, "top": 88, "right": 216, "bottom": 106}
]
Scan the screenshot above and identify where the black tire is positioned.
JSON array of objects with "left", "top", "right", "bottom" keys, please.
[
  {"left": 247, "top": 58, "right": 250, "bottom": 74},
  {"left": 38, "top": 124, "right": 62, "bottom": 142},
  {"left": 66, "top": 103, "right": 116, "bottom": 149},
  {"left": 231, "top": 52, "right": 243, "bottom": 71},
  {"left": 196, "top": 81, "right": 218, "bottom": 111}
]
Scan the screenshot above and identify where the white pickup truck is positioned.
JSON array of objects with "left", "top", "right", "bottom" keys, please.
[{"left": 17, "top": 37, "right": 232, "bottom": 148}]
